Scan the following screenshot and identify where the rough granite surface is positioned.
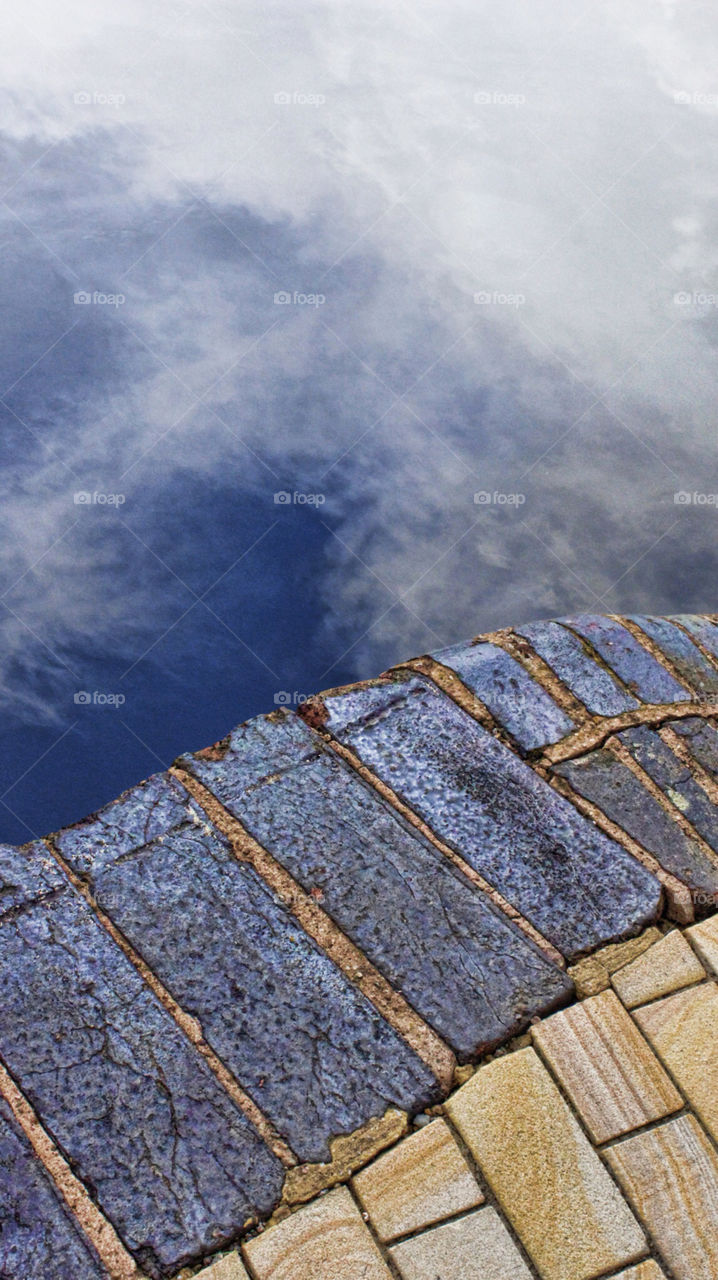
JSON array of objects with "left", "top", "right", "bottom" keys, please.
[
  {"left": 321, "top": 673, "right": 661, "bottom": 957},
  {"left": 429, "top": 638, "right": 575, "bottom": 749},
  {"left": 182, "top": 711, "right": 573, "bottom": 1059},
  {"left": 0, "top": 850, "right": 284, "bottom": 1278},
  {"left": 0, "top": 1097, "right": 108, "bottom": 1280},
  {"left": 58, "top": 795, "right": 438, "bottom": 1163}
]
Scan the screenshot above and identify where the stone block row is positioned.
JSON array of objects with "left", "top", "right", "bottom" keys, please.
[
  {"left": 4, "top": 612, "right": 718, "bottom": 1277},
  {"left": 430, "top": 614, "right": 718, "bottom": 752},
  {"left": 242, "top": 916, "right": 718, "bottom": 1280}
]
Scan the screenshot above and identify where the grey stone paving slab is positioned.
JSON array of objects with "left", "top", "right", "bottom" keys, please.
[
  {"left": 58, "top": 791, "right": 439, "bottom": 1160},
  {"left": 671, "top": 614, "right": 718, "bottom": 661},
  {"left": 180, "top": 711, "right": 572, "bottom": 1059},
  {"left": 516, "top": 620, "right": 639, "bottom": 715},
  {"left": 429, "top": 638, "right": 575, "bottom": 750},
  {"left": 55, "top": 772, "right": 194, "bottom": 876},
  {"left": 669, "top": 717, "right": 718, "bottom": 778},
  {"left": 0, "top": 843, "right": 284, "bottom": 1278},
  {"left": 626, "top": 616, "right": 718, "bottom": 698},
  {"left": 0, "top": 839, "right": 64, "bottom": 915},
  {"left": 560, "top": 615, "right": 690, "bottom": 704},
  {"left": 319, "top": 674, "right": 661, "bottom": 959},
  {"left": 618, "top": 726, "right": 718, "bottom": 854},
  {"left": 555, "top": 750, "right": 718, "bottom": 899},
  {"left": 0, "top": 1096, "right": 108, "bottom": 1280}
]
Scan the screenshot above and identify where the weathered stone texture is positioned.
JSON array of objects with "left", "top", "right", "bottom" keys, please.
[
  {"left": 0, "top": 846, "right": 284, "bottom": 1277},
  {"left": 618, "top": 724, "right": 718, "bottom": 852},
  {"left": 59, "top": 798, "right": 438, "bottom": 1164},
  {"left": 626, "top": 616, "right": 718, "bottom": 697},
  {"left": 555, "top": 748, "right": 718, "bottom": 896},
  {"left": 321, "top": 673, "right": 661, "bottom": 958},
  {"left": 429, "top": 637, "right": 575, "bottom": 748},
  {"left": 516, "top": 619, "right": 639, "bottom": 713},
  {"left": 560, "top": 615, "right": 690, "bottom": 704},
  {"left": 181, "top": 710, "right": 572, "bottom": 1059},
  {"left": 0, "top": 1097, "right": 108, "bottom": 1280}
]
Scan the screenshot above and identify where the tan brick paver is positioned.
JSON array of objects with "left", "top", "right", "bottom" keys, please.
[
  {"left": 635, "top": 982, "right": 718, "bottom": 1141},
  {"left": 687, "top": 913, "right": 718, "bottom": 975},
  {"left": 444, "top": 1047, "right": 646, "bottom": 1280},
  {"left": 614, "top": 1263, "right": 667, "bottom": 1279},
  {"left": 606, "top": 1114, "right": 718, "bottom": 1280},
  {"left": 532, "top": 989, "right": 682, "bottom": 1142},
  {"left": 352, "top": 1117, "right": 483, "bottom": 1242},
  {"left": 389, "top": 1205, "right": 532, "bottom": 1280},
  {"left": 611, "top": 929, "right": 705, "bottom": 1008},
  {"left": 196, "top": 1254, "right": 250, "bottom": 1279},
  {"left": 242, "top": 1185, "right": 392, "bottom": 1280}
]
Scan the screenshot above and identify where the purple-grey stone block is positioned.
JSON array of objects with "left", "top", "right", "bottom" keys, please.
[
  {"left": 671, "top": 614, "right": 718, "bottom": 662},
  {"left": 555, "top": 749, "right": 718, "bottom": 901},
  {"left": 516, "top": 620, "right": 639, "bottom": 715},
  {"left": 430, "top": 638, "right": 575, "bottom": 750},
  {"left": 57, "top": 791, "right": 439, "bottom": 1161},
  {"left": 179, "top": 711, "right": 572, "bottom": 1059},
  {"left": 669, "top": 716, "right": 718, "bottom": 778},
  {"left": 319, "top": 674, "right": 661, "bottom": 958},
  {"left": 618, "top": 725, "right": 718, "bottom": 855},
  {"left": 0, "top": 843, "right": 284, "bottom": 1278},
  {"left": 626, "top": 616, "right": 718, "bottom": 699},
  {"left": 0, "top": 1097, "right": 107, "bottom": 1280},
  {"left": 560, "top": 615, "right": 690, "bottom": 704}
]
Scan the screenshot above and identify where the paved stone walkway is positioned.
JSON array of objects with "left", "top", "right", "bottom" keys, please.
[{"left": 3, "top": 612, "right": 718, "bottom": 1278}]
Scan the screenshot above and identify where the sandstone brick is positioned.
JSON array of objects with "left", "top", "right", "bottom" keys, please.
[
  {"left": 389, "top": 1205, "right": 532, "bottom": 1280},
  {"left": 611, "top": 930, "right": 705, "bottom": 1008},
  {"left": 686, "top": 912, "right": 718, "bottom": 975},
  {"left": 444, "top": 1047, "right": 646, "bottom": 1280},
  {"left": 606, "top": 1114, "right": 718, "bottom": 1280},
  {"left": 614, "top": 1264, "right": 666, "bottom": 1280},
  {"left": 532, "top": 990, "right": 682, "bottom": 1143},
  {"left": 567, "top": 928, "right": 662, "bottom": 998},
  {"left": 243, "top": 1186, "right": 391, "bottom": 1280},
  {"left": 197, "top": 1254, "right": 249, "bottom": 1279},
  {"left": 352, "top": 1118, "right": 483, "bottom": 1243},
  {"left": 634, "top": 982, "right": 718, "bottom": 1141}
]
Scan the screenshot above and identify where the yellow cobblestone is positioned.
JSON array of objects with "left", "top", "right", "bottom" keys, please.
[
  {"left": 389, "top": 1205, "right": 532, "bottom": 1280},
  {"left": 614, "top": 1263, "right": 666, "bottom": 1279},
  {"left": 611, "top": 930, "right": 705, "bottom": 1008},
  {"left": 352, "top": 1118, "right": 483, "bottom": 1243},
  {"left": 195, "top": 1254, "right": 249, "bottom": 1279},
  {"left": 687, "top": 914, "right": 718, "bottom": 975},
  {"left": 532, "top": 989, "right": 682, "bottom": 1142},
  {"left": 635, "top": 982, "right": 718, "bottom": 1141},
  {"left": 606, "top": 1114, "right": 718, "bottom": 1280},
  {"left": 444, "top": 1047, "right": 646, "bottom": 1280},
  {"left": 242, "top": 1186, "right": 391, "bottom": 1280}
]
